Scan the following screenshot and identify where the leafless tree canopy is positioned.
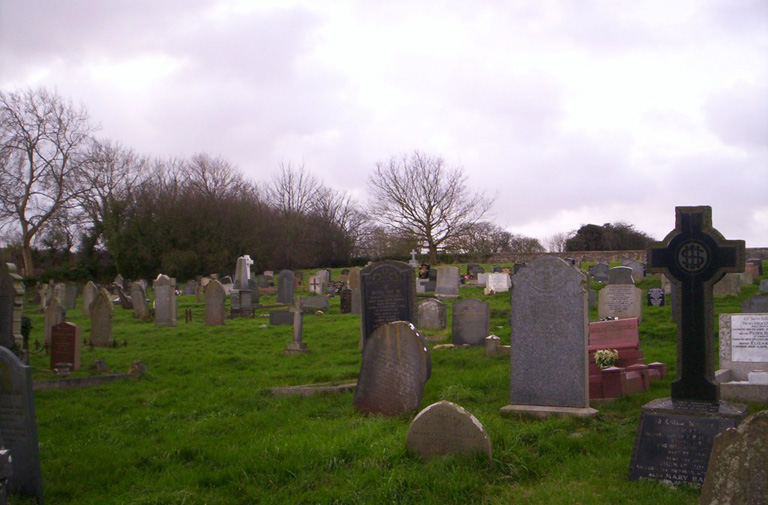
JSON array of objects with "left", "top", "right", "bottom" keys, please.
[
  {"left": 0, "top": 88, "right": 96, "bottom": 274},
  {"left": 267, "top": 162, "right": 321, "bottom": 216},
  {"left": 544, "top": 231, "right": 571, "bottom": 253},
  {"left": 367, "top": 151, "right": 493, "bottom": 262}
]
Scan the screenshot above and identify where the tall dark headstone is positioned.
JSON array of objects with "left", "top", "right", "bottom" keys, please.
[
  {"left": 0, "top": 263, "right": 23, "bottom": 349},
  {"left": 0, "top": 346, "right": 43, "bottom": 503},
  {"left": 340, "top": 289, "right": 352, "bottom": 314},
  {"left": 360, "top": 261, "right": 416, "bottom": 346},
  {"left": 50, "top": 321, "right": 81, "bottom": 371},
  {"left": 629, "top": 206, "right": 748, "bottom": 485},
  {"left": 277, "top": 270, "right": 295, "bottom": 304}
]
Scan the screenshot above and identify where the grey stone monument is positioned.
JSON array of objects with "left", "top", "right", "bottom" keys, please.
[
  {"left": 502, "top": 255, "right": 597, "bottom": 418},
  {"left": 204, "top": 280, "right": 226, "bottom": 326},
  {"left": 90, "top": 288, "right": 114, "bottom": 347},
  {"left": 153, "top": 274, "right": 177, "bottom": 327},
  {"left": 348, "top": 267, "right": 361, "bottom": 315},
  {"left": 406, "top": 400, "right": 492, "bottom": 463},
  {"left": 589, "top": 263, "right": 609, "bottom": 283},
  {"left": 715, "top": 313, "right": 768, "bottom": 403},
  {"left": 608, "top": 266, "right": 635, "bottom": 285},
  {"left": 417, "top": 298, "right": 446, "bottom": 331},
  {"left": 64, "top": 284, "right": 78, "bottom": 310},
  {"left": 741, "top": 295, "right": 768, "bottom": 313},
  {"left": 434, "top": 266, "right": 459, "bottom": 298},
  {"left": 82, "top": 281, "right": 99, "bottom": 317},
  {"left": 451, "top": 298, "right": 490, "bottom": 346},
  {"left": 0, "top": 263, "right": 24, "bottom": 349},
  {"left": 43, "top": 296, "right": 65, "bottom": 345},
  {"left": 277, "top": 270, "right": 295, "bottom": 304},
  {"left": 360, "top": 261, "right": 416, "bottom": 347},
  {"left": 284, "top": 298, "right": 310, "bottom": 354},
  {"left": 0, "top": 346, "right": 43, "bottom": 503},
  {"left": 131, "top": 282, "right": 149, "bottom": 321}
]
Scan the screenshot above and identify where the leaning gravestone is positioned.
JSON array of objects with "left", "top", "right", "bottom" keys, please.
[
  {"left": 353, "top": 321, "right": 431, "bottom": 416},
  {"left": 629, "top": 206, "right": 748, "bottom": 485},
  {"left": 502, "top": 255, "right": 597, "bottom": 418},
  {"left": 452, "top": 298, "right": 490, "bottom": 346},
  {"left": 360, "top": 261, "right": 416, "bottom": 346},
  {"left": 277, "top": 270, "right": 295, "bottom": 304},
  {"left": 0, "top": 263, "right": 24, "bottom": 349},
  {"left": 153, "top": 275, "right": 177, "bottom": 327},
  {"left": 0, "top": 346, "right": 44, "bottom": 503},
  {"left": 82, "top": 281, "right": 98, "bottom": 317},
  {"left": 204, "top": 280, "right": 226, "bottom": 326},
  {"left": 647, "top": 288, "right": 665, "bottom": 307},
  {"left": 598, "top": 283, "right": 642, "bottom": 320},
  {"left": 406, "top": 400, "right": 492, "bottom": 463},
  {"left": 43, "top": 296, "right": 65, "bottom": 345},
  {"left": 90, "top": 289, "right": 114, "bottom": 347},
  {"left": 715, "top": 313, "right": 768, "bottom": 403},
  {"left": 131, "top": 282, "right": 149, "bottom": 321},
  {"left": 50, "top": 321, "right": 81, "bottom": 371},
  {"left": 417, "top": 298, "right": 446, "bottom": 331},
  {"left": 434, "top": 266, "right": 460, "bottom": 298},
  {"left": 700, "top": 410, "right": 768, "bottom": 505}
]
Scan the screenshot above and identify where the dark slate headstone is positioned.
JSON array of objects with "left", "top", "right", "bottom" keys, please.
[
  {"left": 630, "top": 206, "right": 748, "bottom": 485},
  {"left": 502, "top": 255, "right": 596, "bottom": 417},
  {"left": 451, "top": 298, "right": 489, "bottom": 346},
  {"left": 608, "top": 266, "right": 635, "bottom": 285},
  {"left": 588, "top": 288, "right": 596, "bottom": 309},
  {"left": 428, "top": 268, "right": 437, "bottom": 282},
  {"left": 277, "top": 270, "right": 295, "bottom": 304},
  {"left": 467, "top": 264, "right": 484, "bottom": 279},
  {"left": 700, "top": 410, "right": 768, "bottom": 505},
  {"left": 589, "top": 263, "right": 610, "bottom": 283},
  {"left": 417, "top": 298, "right": 446, "bottom": 331},
  {"left": 760, "top": 279, "right": 768, "bottom": 293},
  {"left": 647, "top": 288, "right": 666, "bottom": 307},
  {"left": 406, "top": 401, "right": 492, "bottom": 463},
  {"left": 50, "top": 322, "right": 81, "bottom": 371},
  {"left": 0, "top": 263, "right": 23, "bottom": 349},
  {"left": 741, "top": 295, "right": 768, "bottom": 313},
  {"left": 360, "top": 261, "right": 415, "bottom": 345},
  {"left": 0, "top": 346, "right": 43, "bottom": 503},
  {"left": 340, "top": 289, "right": 352, "bottom": 314},
  {"left": 353, "top": 321, "right": 431, "bottom": 416},
  {"left": 269, "top": 310, "right": 294, "bottom": 326}
]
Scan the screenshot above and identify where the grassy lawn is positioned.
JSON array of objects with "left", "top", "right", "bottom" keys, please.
[{"left": 19, "top": 263, "right": 768, "bottom": 505}]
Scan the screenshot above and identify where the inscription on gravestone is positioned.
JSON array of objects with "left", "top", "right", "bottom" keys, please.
[
  {"left": 647, "top": 288, "right": 665, "bottom": 307},
  {"left": 451, "top": 299, "right": 490, "bottom": 346},
  {"left": 50, "top": 322, "right": 81, "bottom": 370},
  {"left": 360, "top": 261, "right": 415, "bottom": 345}
]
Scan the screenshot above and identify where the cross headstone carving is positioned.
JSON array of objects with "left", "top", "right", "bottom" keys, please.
[
  {"left": 310, "top": 277, "right": 320, "bottom": 292},
  {"left": 647, "top": 206, "right": 744, "bottom": 402}
]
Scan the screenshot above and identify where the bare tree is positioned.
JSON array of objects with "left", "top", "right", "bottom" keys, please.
[
  {"left": 367, "top": 151, "right": 493, "bottom": 263},
  {"left": 544, "top": 231, "right": 571, "bottom": 252},
  {"left": 0, "top": 88, "right": 96, "bottom": 274},
  {"left": 183, "top": 152, "right": 252, "bottom": 198},
  {"left": 315, "top": 186, "right": 367, "bottom": 248},
  {"left": 267, "top": 162, "right": 320, "bottom": 216}
]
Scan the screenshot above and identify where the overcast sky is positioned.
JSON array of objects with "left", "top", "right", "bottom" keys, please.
[{"left": 2, "top": 0, "right": 767, "bottom": 247}]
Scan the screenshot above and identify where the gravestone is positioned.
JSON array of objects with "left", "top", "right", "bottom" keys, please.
[
  {"left": 588, "top": 288, "right": 596, "bottom": 309},
  {"left": 408, "top": 249, "right": 420, "bottom": 268},
  {"left": 90, "top": 289, "right": 114, "bottom": 347},
  {"left": 428, "top": 268, "right": 437, "bottom": 282},
  {"left": 0, "top": 347, "right": 43, "bottom": 503},
  {"left": 130, "top": 282, "right": 149, "bottom": 321},
  {"left": 747, "top": 258, "right": 764, "bottom": 276},
  {"left": 360, "top": 261, "right": 416, "bottom": 346},
  {"left": 284, "top": 298, "right": 309, "bottom": 354},
  {"left": 204, "top": 280, "right": 226, "bottom": 326},
  {"left": 417, "top": 298, "right": 446, "bottom": 331},
  {"left": 348, "top": 267, "right": 361, "bottom": 315},
  {"left": 301, "top": 296, "right": 329, "bottom": 313},
  {"left": 476, "top": 272, "right": 489, "bottom": 287},
  {"left": 467, "top": 264, "right": 484, "bottom": 279},
  {"left": 623, "top": 260, "right": 645, "bottom": 280},
  {"left": 153, "top": 275, "right": 177, "bottom": 327},
  {"left": 741, "top": 295, "right": 768, "bottom": 314},
  {"left": 647, "top": 288, "right": 666, "bottom": 307},
  {"left": 114, "top": 273, "right": 124, "bottom": 287},
  {"left": 406, "top": 401, "right": 492, "bottom": 463},
  {"left": 353, "top": 321, "right": 431, "bottom": 416},
  {"left": 0, "top": 264, "right": 23, "bottom": 349},
  {"left": 608, "top": 266, "right": 634, "bottom": 285},
  {"left": 277, "top": 270, "right": 295, "bottom": 304},
  {"left": 661, "top": 274, "right": 673, "bottom": 294},
  {"left": 293, "top": 270, "right": 304, "bottom": 287},
  {"left": 713, "top": 273, "right": 744, "bottom": 296},
  {"left": 501, "top": 256, "right": 597, "bottom": 418},
  {"left": 451, "top": 298, "right": 490, "bottom": 346},
  {"left": 486, "top": 272, "right": 511, "bottom": 293},
  {"left": 700, "top": 410, "right": 768, "bottom": 505},
  {"left": 434, "top": 266, "right": 459, "bottom": 298},
  {"left": 43, "top": 296, "right": 65, "bottom": 345},
  {"left": 269, "top": 310, "right": 294, "bottom": 326},
  {"left": 308, "top": 275, "right": 324, "bottom": 295},
  {"left": 340, "top": 289, "right": 352, "bottom": 314},
  {"left": 234, "top": 255, "right": 253, "bottom": 288},
  {"left": 589, "top": 263, "right": 610, "bottom": 282},
  {"left": 598, "top": 284, "right": 642, "bottom": 320},
  {"left": 715, "top": 313, "right": 768, "bottom": 403},
  {"left": 253, "top": 274, "right": 270, "bottom": 289},
  {"left": 50, "top": 322, "right": 81, "bottom": 371},
  {"left": 182, "top": 281, "right": 196, "bottom": 296},
  {"left": 64, "top": 284, "right": 77, "bottom": 310},
  {"left": 82, "top": 281, "right": 98, "bottom": 317},
  {"left": 629, "top": 206, "right": 748, "bottom": 485},
  {"left": 492, "top": 265, "right": 503, "bottom": 273},
  {"left": 760, "top": 279, "right": 768, "bottom": 293}
]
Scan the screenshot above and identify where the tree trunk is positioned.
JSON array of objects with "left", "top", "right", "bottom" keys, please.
[
  {"left": 21, "top": 244, "right": 34, "bottom": 276},
  {"left": 428, "top": 245, "right": 438, "bottom": 265}
]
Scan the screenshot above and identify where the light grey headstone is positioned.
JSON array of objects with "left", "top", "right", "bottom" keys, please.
[
  {"left": 486, "top": 272, "right": 511, "bottom": 293},
  {"left": 434, "top": 266, "right": 459, "bottom": 298},
  {"left": 623, "top": 260, "right": 645, "bottom": 280},
  {"left": 0, "top": 263, "right": 24, "bottom": 349},
  {"left": 417, "top": 298, "right": 446, "bottom": 331},
  {"left": 205, "top": 280, "right": 226, "bottom": 326},
  {"left": 308, "top": 275, "right": 324, "bottom": 294},
  {"left": 64, "top": 284, "right": 78, "bottom": 310},
  {"left": 507, "top": 256, "right": 594, "bottom": 412},
  {"left": 90, "top": 288, "right": 114, "bottom": 347},
  {"left": 718, "top": 313, "right": 768, "bottom": 382},
  {"left": 153, "top": 274, "right": 177, "bottom": 327},
  {"left": 82, "top": 281, "right": 98, "bottom": 317},
  {"left": 131, "top": 282, "right": 149, "bottom": 321},
  {"left": 608, "top": 266, "right": 634, "bottom": 285},
  {"left": 476, "top": 272, "right": 490, "bottom": 287},
  {"left": 277, "top": 270, "right": 295, "bottom": 304},
  {"left": 353, "top": 321, "right": 431, "bottom": 416},
  {"left": 0, "top": 346, "right": 43, "bottom": 502},
  {"left": 234, "top": 255, "right": 253, "bottom": 289},
  {"left": 451, "top": 298, "right": 490, "bottom": 346},
  {"left": 597, "top": 284, "right": 642, "bottom": 320},
  {"left": 44, "top": 296, "right": 65, "bottom": 345},
  {"left": 182, "top": 281, "right": 196, "bottom": 296},
  {"left": 406, "top": 400, "right": 492, "bottom": 463},
  {"left": 714, "top": 272, "right": 743, "bottom": 296}
]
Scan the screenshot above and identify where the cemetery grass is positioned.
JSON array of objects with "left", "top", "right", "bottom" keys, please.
[{"left": 21, "top": 266, "right": 768, "bottom": 505}]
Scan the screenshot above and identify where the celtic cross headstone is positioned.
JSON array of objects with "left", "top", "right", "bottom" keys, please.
[{"left": 647, "top": 206, "right": 745, "bottom": 402}]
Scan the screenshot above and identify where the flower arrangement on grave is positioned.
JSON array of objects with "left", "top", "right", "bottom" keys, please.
[{"left": 594, "top": 349, "right": 619, "bottom": 369}]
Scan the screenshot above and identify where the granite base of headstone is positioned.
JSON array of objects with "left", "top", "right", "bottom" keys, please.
[
  {"left": 700, "top": 410, "right": 768, "bottom": 505},
  {"left": 406, "top": 400, "right": 492, "bottom": 463},
  {"left": 628, "top": 398, "right": 748, "bottom": 486}
]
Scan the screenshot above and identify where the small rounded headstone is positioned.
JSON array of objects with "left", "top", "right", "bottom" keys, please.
[{"left": 406, "top": 400, "right": 492, "bottom": 463}]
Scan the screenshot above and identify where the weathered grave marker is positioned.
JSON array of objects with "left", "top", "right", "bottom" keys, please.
[
  {"left": 417, "top": 298, "right": 446, "bottom": 331},
  {"left": 82, "top": 281, "right": 98, "bottom": 317},
  {"left": 348, "top": 267, "right": 361, "bottom": 314},
  {"left": 598, "top": 283, "right": 642, "bottom": 320},
  {"left": 43, "top": 296, "right": 65, "bottom": 345},
  {"left": 451, "top": 298, "right": 490, "bottom": 346},
  {"left": 629, "top": 206, "right": 748, "bottom": 485},
  {"left": 204, "top": 280, "right": 226, "bottom": 326},
  {"left": 90, "top": 288, "right": 114, "bottom": 347},
  {"left": 0, "top": 346, "right": 43, "bottom": 503},
  {"left": 741, "top": 295, "right": 768, "bottom": 314},
  {"left": 131, "top": 282, "right": 149, "bottom": 321},
  {"left": 608, "top": 266, "right": 634, "bottom": 284},
  {"left": 353, "top": 321, "right": 431, "bottom": 416},
  {"left": 277, "top": 270, "right": 295, "bottom": 304},
  {"left": 0, "top": 264, "right": 23, "bottom": 349},
  {"left": 360, "top": 261, "right": 415, "bottom": 346},
  {"left": 715, "top": 313, "right": 768, "bottom": 403},
  {"left": 284, "top": 297, "right": 310, "bottom": 354},
  {"left": 406, "top": 401, "right": 492, "bottom": 463},
  {"left": 434, "top": 266, "right": 459, "bottom": 298},
  {"left": 153, "top": 275, "right": 177, "bottom": 327},
  {"left": 589, "top": 263, "right": 609, "bottom": 282},
  {"left": 340, "top": 289, "right": 352, "bottom": 314},
  {"left": 50, "top": 322, "right": 81, "bottom": 371}
]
